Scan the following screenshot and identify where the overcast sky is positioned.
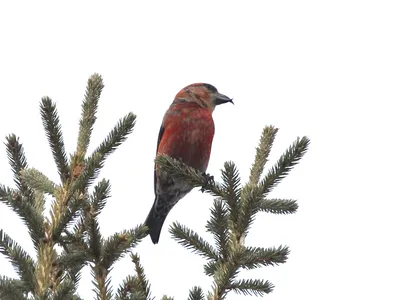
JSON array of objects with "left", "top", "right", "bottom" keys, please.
[{"left": 0, "top": 1, "right": 399, "bottom": 299}]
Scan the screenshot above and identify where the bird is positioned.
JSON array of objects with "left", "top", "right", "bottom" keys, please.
[{"left": 144, "top": 83, "right": 233, "bottom": 244}]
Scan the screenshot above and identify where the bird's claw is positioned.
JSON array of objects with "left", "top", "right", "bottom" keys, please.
[{"left": 200, "top": 172, "right": 214, "bottom": 193}]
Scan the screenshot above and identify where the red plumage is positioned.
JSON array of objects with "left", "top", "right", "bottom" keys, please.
[{"left": 158, "top": 103, "right": 214, "bottom": 172}]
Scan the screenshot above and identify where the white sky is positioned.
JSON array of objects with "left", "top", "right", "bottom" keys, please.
[{"left": 0, "top": 1, "right": 399, "bottom": 299}]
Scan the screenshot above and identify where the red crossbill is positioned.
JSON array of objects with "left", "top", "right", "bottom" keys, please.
[{"left": 144, "top": 83, "right": 233, "bottom": 244}]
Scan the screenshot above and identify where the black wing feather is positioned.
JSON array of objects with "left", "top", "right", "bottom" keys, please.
[{"left": 154, "top": 124, "right": 165, "bottom": 194}]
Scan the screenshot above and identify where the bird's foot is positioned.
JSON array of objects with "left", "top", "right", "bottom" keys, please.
[{"left": 200, "top": 172, "right": 214, "bottom": 193}]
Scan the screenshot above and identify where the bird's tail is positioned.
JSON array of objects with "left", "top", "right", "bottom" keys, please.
[{"left": 144, "top": 200, "right": 166, "bottom": 244}]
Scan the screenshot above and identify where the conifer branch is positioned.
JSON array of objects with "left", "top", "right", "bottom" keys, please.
[
  {"left": 85, "top": 208, "right": 102, "bottom": 261},
  {"left": 89, "top": 112, "right": 136, "bottom": 171},
  {"left": 209, "top": 260, "right": 240, "bottom": 300},
  {"left": 170, "top": 127, "right": 309, "bottom": 299},
  {"left": 66, "top": 217, "right": 87, "bottom": 253},
  {"left": 35, "top": 241, "right": 58, "bottom": 298},
  {"left": 1, "top": 74, "right": 141, "bottom": 299},
  {"left": 0, "top": 186, "right": 45, "bottom": 250},
  {"left": 64, "top": 262, "right": 85, "bottom": 288},
  {"left": 116, "top": 275, "right": 148, "bottom": 300},
  {"left": 101, "top": 226, "right": 147, "bottom": 271},
  {"left": 0, "top": 229, "right": 36, "bottom": 293},
  {"left": 220, "top": 162, "right": 241, "bottom": 227},
  {"left": 155, "top": 155, "right": 226, "bottom": 198},
  {"left": 236, "top": 185, "right": 263, "bottom": 240},
  {"left": 70, "top": 153, "right": 102, "bottom": 194},
  {"left": 249, "top": 126, "right": 278, "bottom": 185},
  {"left": 52, "top": 279, "right": 77, "bottom": 300},
  {"left": 169, "top": 222, "right": 218, "bottom": 260},
  {"left": 91, "top": 264, "right": 113, "bottom": 300},
  {"left": 188, "top": 286, "right": 205, "bottom": 300},
  {"left": 227, "top": 278, "right": 273, "bottom": 296},
  {"left": 90, "top": 179, "right": 111, "bottom": 215},
  {"left": 77, "top": 74, "right": 104, "bottom": 157},
  {"left": 127, "top": 253, "right": 152, "bottom": 299},
  {"left": 261, "top": 136, "right": 310, "bottom": 196},
  {"left": 71, "top": 113, "right": 135, "bottom": 193},
  {"left": 239, "top": 245, "right": 289, "bottom": 269},
  {"left": 260, "top": 198, "right": 298, "bottom": 214},
  {"left": 203, "top": 261, "right": 220, "bottom": 277},
  {"left": 0, "top": 276, "right": 26, "bottom": 300},
  {"left": 20, "top": 168, "right": 57, "bottom": 196},
  {"left": 5, "top": 134, "right": 32, "bottom": 198},
  {"left": 33, "top": 190, "right": 46, "bottom": 216},
  {"left": 205, "top": 199, "right": 229, "bottom": 259},
  {"left": 66, "top": 179, "right": 110, "bottom": 253},
  {"left": 51, "top": 194, "right": 86, "bottom": 240},
  {"left": 57, "top": 248, "right": 89, "bottom": 282},
  {"left": 40, "top": 97, "right": 70, "bottom": 183}
]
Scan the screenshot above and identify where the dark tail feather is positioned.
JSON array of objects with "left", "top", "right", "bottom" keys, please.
[{"left": 144, "top": 201, "right": 166, "bottom": 244}]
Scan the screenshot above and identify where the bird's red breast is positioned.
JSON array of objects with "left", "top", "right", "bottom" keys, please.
[{"left": 157, "top": 102, "right": 215, "bottom": 172}]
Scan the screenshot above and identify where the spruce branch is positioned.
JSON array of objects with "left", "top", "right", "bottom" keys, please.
[
  {"left": 89, "top": 112, "right": 136, "bottom": 170},
  {"left": 249, "top": 126, "right": 278, "bottom": 185},
  {"left": 261, "top": 136, "right": 310, "bottom": 196},
  {"left": 203, "top": 261, "right": 220, "bottom": 277},
  {"left": 169, "top": 127, "right": 309, "bottom": 299},
  {"left": 20, "top": 168, "right": 57, "bottom": 196},
  {"left": 0, "top": 229, "right": 36, "bottom": 293},
  {"left": 220, "top": 162, "right": 241, "bottom": 227},
  {"left": 85, "top": 207, "right": 102, "bottom": 261},
  {"left": 91, "top": 264, "right": 113, "bottom": 300},
  {"left": 155, "top": 155, "right": 226, "bottom": 198},
  {"left": 90, "top": 179, "right": 111, "bottom": 216},
  {"left": 260, "top": 198, "right": 298, "bottom": 214},
  {"left": 52, "top": 279, "right": 77, "bottom": 300},
  {"left": 169, "top": 222, "right": 218, "bottom": 260},
  {"left": 66, "top": 217, "right": 87, "bottom": 253},
  {"left": 70, "top": 153, "right": 102, "bottom": 194},
  {"left": 67, "top": 179, "right": 110, "bottom": 254},
  {"left": 188, "top": 286, "right": 205, "bottom": 300},
  {"left": 40, "top": 97, "right": 70, "bottom": 183},
  {"left": 239, "top": 245, "right": 289, "bottom": 270},
  {"left": 77, "top": 73, "right": 104, "bottom": 157},
  {"left": 1, "top": 74, "right": 142, "bottom": 299},
  {"left": 0, "top": 185, "right": 45, "bottom": 250},
  {"left": 65, "top": 263, "right": 84, "bottom": 288},
  {"left": 5, "top": 134, "right": 32, "bottom": 198},
  {"left": 236, "top": 185, "right": 263, "bottom": 241},
  {"left": 116, "top": 275, "right": 148, "bottom": 300},
  {"left": 33, "top": 190, "right": 46, "bottom": 216},
  {"left": 71, "top": 113, "right": 135, "bottom": 193},
  {"left": 91, "top": 226, "right": 147, "bottom": 300},
  {"left": 205, "top": 199, "right": 229, "bottom": 259},
  {"left": 209, "top": 260, "right": 240, "bottom": 300},
  {"left": 57, "top": 248, "right": 89, "bottom": 281},
  {"left": 0, "top": 276, "right": 26, "bottom": 300},
  {"left": 35, "top": 240, "right": 58, "bottom": 298},
  {"left": 51, "top": 193, "right": 86, "bottom": 241},
  {"left": 101, "top": 226, "right": 147, "bottom": 271},
  {"left": 129, "top": 253, "right": 152, "bottom": 299},
  {"left": 227, "top": 278, "right": 273, "bottom": 297}
]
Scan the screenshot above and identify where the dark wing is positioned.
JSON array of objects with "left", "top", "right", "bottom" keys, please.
[{"left": 154, "top": 124, "right": 165, "bottom": 194}]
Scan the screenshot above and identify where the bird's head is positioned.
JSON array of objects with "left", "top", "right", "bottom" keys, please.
[{"left": 174, "top": 83, "right": 233, "bottom": 112}]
